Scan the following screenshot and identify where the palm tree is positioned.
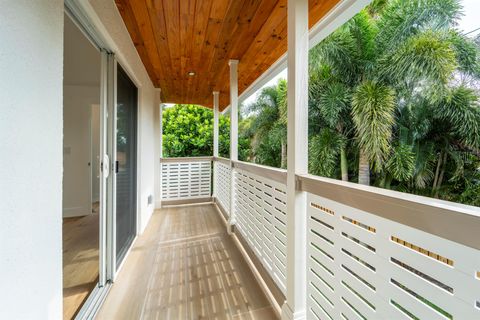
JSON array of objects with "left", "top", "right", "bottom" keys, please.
[
  {"left": 309, "top": 0, "right": 480, "bottom": 189},
  {"left": 309, "top": 71, "right": 351, "bottom": 180},
  {"left": 248, "top": 79, "right": 288, "bottom": 168},
  {"left": 352, "top": 81, "right": 396, "bottom": 184}
]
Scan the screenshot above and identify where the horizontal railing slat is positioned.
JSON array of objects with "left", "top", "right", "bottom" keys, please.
[
  {"left": 232, "top": 160, "right": 287, "bottom": 184},
  {"left": 298, "top": 173, "right": 480, "bottom": 251},
  {"left": 160, "top": 156, "right": 213, "bottom": 163}
]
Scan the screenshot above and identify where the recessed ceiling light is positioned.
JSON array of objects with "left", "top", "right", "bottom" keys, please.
[{"left": 188, "top": 71, "right": 195, "bottom": 76}]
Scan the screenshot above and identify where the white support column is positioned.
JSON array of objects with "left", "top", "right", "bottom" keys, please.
[
  {"left": 229, "top": 60, "right": 239, "bottom": 161},
  {"left": 159, "top": 102, "right": 163, "bottom": 158},
  {"left": 213, "top": 91, "right": 220, "bottom": 200},
  {"left": 229, "top": 59, "right": 239, "bottom": 231},
  {"left": 213, "top": 91, "right": 220, "bottom": 158},
  {"left": 158, "top": 91, "right": 163, "bottom": 208},
  {"left": 283, "top": 0, "right": 309, "bottom": 319}
]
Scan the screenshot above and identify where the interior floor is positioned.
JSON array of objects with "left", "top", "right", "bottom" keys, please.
[
  {"left": 97, "top": 204, "right": 276, "bottom": 320},
  {"left": 63, "top": 203, "right": 99, "bottom": 320}
]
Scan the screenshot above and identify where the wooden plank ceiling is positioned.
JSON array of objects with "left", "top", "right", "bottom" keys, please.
[{"left": 115, "top": 0, "right": 340, "bottom": 110}]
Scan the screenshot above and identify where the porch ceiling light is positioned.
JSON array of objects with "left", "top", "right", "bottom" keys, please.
[{"left": 187, "top": 71, "right": 195, "bottom": 76}]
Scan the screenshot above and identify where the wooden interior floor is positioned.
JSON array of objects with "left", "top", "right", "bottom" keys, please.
[
  {"left": 97, "top": 204, "right": 277, "bottom": 320},
  {"left": 63, "top": 203, "right": 99, "bottom": 320}
]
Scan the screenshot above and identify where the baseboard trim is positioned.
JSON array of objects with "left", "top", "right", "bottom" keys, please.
[
  {"left": 63, "top": 205, "right": 91, "bottom": 218},
  {"left": 213, "top": 198, "right": 229, "bottom": 222},
  {"left": 161, "top": 197, "right": 212, "bottom": 207}
]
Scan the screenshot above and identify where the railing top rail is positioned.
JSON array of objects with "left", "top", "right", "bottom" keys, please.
[
  {"left": 297, "top": 173, "right": 480, "bottom": 250},
  {"left": 232, "top": 160, "right": 287, "bottom": 184},
  {"left": 213, "top": 156, "right": 231, "bottom": 166},
  {"left": 160, "top": 156, "right": 213, "bottom": 163}
]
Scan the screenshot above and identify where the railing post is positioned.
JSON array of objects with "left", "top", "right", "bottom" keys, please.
[
  {"left": 213, "top": 91, "right": 219, "bottom": 199},
  {"left": 213, "top": 91, "right": 220, "bottom": 158},
  {"left": 159, "top": 102, "right": 163, "bottom": 158},
  {"left": 229, "top": 59, "right": 239, "bottom": 232},
  {"left": 157, "top": 89, "right": 163, "bottom": 209},
  {"left": 283, "top": 0, "right": 309, "bottom": 319}
]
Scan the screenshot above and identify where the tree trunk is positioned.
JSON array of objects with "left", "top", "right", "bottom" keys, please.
[
  {"left": 281, "top": 140, "right": 287, "bottom": 169},
  {"left": 340, "top": 146, "right": 348, "bottom": 181},
  {"left": 358, "top": 149, "right": 370, "bottom": 185},
  {"left": 385, "top": 176, "right": 392, "bottom": 189},
  {"left": 432, "top": 150, "right": 443, "bottom": 194},
  {"left": 434, "top": 151, "right": 447, "bottom": 198}
]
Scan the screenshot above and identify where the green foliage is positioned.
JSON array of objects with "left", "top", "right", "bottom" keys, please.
[
  {"left": 387, "top": 144, "right": 415, "bottom": 181},
  {"left": 309, "top": 129, "right": 345, "bottom": 177},
  {"left": 318, "top": 82, "right": 350, "bottom": 128},
  {"left": 376, "top": 0, "right": 461, "bottom": 52},
  {"left": 246, "top": 79, "right": 288, "bottom": 168},
  {"left": 306, "top": 0, "right": 479, "bottom": 205},
  {"left": 380, "top": 30, "right": 457, "bottom": 88},
  {"left": 436, "top": 86, "right": 480, "bottom": 148},
  {"left": 162, "top": 104, "right": 230, "bottom": 157},
  {"left": 447, "top": 30, "right": 480, "bottom": 77}
]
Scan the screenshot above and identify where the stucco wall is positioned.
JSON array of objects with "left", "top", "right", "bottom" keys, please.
[
  {"left": 0, "top": 0, "right": 64, "bottom": 318},
  {"left": 87, "top": 0, "right": 157, "bottom": 233}
]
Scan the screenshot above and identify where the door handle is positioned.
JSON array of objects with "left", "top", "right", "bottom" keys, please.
[
  {"left": 102, "top": 155, "right": 110, "bottom": 178},
  {"left": 115, "top": 160, "right": 119, "bottom": 173}
]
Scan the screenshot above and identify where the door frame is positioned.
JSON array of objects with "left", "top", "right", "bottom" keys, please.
[{"left": 64, "top": 1, "right": 143, "bottom": 317}]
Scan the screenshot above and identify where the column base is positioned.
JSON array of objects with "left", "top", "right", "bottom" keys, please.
[
  {"left": 281, "top": 302, "right": 306, "bottom": 320},
  {"left": 227, "top": 217, "right": 235, "bottom": 235}
]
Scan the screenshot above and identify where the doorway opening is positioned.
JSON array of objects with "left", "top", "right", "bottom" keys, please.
[{"left": 62, "top": 13, "right": 101, "bottom": 319}]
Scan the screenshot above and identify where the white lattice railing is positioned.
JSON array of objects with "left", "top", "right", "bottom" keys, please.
[
  {"left": 213, "top": 159, "right": 231, "bottom": 216},
  {"left": 160, "top": 157, "right": 211, "bottom": 201},
  {"left": 163, "top": 157, "right": 480, "bottom": 319},
  {"left": 302, "top": 178, "right": 480, "bottom": 320},
  {"left": 233, "top": 164, "right": 288, "bottom": 294}
]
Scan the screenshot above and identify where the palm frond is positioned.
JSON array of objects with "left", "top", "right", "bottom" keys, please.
[
  {"left": 277, "top": 79, "right": 288, "bottom": 125},
  {"left": 318, "top": 82, "right": 351, "bottom": 128},
  {"left": 447, "top": 30, "right": 480, "bottom": 77},
  {"left": 377, "top": 0, "right": 462, "bottom": 53},
  {"left": 378, "top": 30, "right": 457, "bottom": 89},
  {"left": 309, "top": 129, "right": 345, "bottom": 178},
  {"left": 387, "top": 144, "right": 415, "bottom": 181},
  {"left": 309, "top": 27, "right": 359, "bottom": 82},
  {"left": 436, "top": 86, "right": 480, "bottom": 148},
  {"left": 413, "top": 142, "right": 436, "bottom": 188},
  {"left": 352, "top": 81, "right": 396, "bottom": 170}
]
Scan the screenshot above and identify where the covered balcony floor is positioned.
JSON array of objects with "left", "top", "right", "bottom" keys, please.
[{"left": 97, "top": 204, "right": 276, "bottom": 320}]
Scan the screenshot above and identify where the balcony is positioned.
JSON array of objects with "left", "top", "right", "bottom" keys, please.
[
  {"left": 2, "top": 0, "right": 480, "bottom": 319},
  {"left": 100, "top": 156, "right": 480, "bottom": 319}
]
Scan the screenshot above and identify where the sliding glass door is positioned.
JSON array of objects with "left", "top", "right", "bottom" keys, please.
[
  {"left": 65, "top": 3, "right": 138, "bottom": 318},
  {"left": 115, "top": 65, "right": 137, "bottom": 267}
]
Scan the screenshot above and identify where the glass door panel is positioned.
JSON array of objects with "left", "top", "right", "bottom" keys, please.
[{"left": 115, "top": 65, "right": 137, "bottom": 267}]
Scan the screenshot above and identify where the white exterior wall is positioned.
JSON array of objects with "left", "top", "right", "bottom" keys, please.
[
  {"left": 0, "top": 0, "right": 64, "bottom": 318},
  {"left": 87, "top": 0, "right": 157, "bottom": 233}
]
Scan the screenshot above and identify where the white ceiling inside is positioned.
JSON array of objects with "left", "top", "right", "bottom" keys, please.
[{"left": 63, "top": 14, "right": 101, "bottom": 87}]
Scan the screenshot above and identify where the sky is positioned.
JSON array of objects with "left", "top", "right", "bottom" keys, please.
[
  {"left": 241, "top": 68, "right": 288, "bottom": 108},
  {"left": 240, "top": 0, "right": 480, "bottom": 111},
  {"left": 457, "top": 0, "right": 480, "bottom": 37}
]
